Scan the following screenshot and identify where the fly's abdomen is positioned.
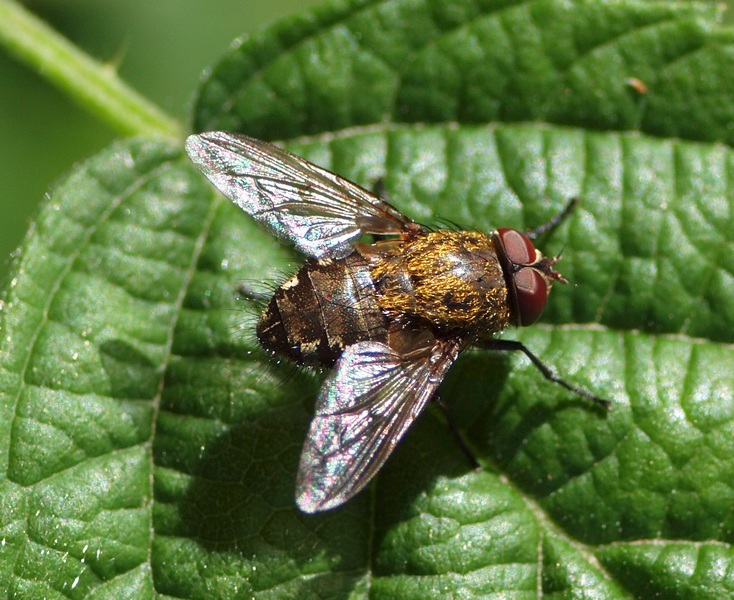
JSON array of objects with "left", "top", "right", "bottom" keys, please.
[{"left": 257, "top": 254, "right": 388, "bottom": 366}]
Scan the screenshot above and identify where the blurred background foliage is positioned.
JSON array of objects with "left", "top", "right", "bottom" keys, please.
[{"left": 0, "top": 0, "right": 322, "bottom": 282}]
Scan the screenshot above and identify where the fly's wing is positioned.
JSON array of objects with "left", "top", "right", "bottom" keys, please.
[
  {"left": 185, "top": 132, "right": 415, "bottom": 260},
  {"left": 296, "top": 340, "right": 462, "bottom": 513}
]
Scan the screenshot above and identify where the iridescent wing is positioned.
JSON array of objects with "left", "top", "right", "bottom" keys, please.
[
  {"left": 185, "top": 132, "right": 416, "bottom": 259},
  {"left": 296, "top": 339, "right": 462, "bottom": 513}
]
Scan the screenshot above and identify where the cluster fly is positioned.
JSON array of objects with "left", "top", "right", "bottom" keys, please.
[{"left": 185, "top": 132, "right": 609, "bottom": 514}]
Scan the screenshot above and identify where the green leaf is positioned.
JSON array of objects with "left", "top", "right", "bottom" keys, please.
[
  {"left": 2, "top": 0, "right": 734, "bottom": 598},
  {"left": 192, "top": 0, "right": 733, "bottom": 143}
]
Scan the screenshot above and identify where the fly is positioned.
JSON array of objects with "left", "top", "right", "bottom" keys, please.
[{"left": 185, "top": 132, "right": 609, "bottom": 513}]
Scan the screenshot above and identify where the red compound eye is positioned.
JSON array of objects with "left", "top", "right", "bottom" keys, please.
[
  {"left": 497, "top": 228, "right": 550, "bottom": 326},
  {"left": 497, "top": 228, "right": 536, "bottom": 265},
  {"left": 513, "top": 268, "right": 548, "bottom": 325}
]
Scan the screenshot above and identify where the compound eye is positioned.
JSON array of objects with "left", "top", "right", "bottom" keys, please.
[
  {"left": 514, "top": 268, "right": 548, "bottom": 326},
  {"left": 497, "top": 228, "right": 536, "bottom": 265}
]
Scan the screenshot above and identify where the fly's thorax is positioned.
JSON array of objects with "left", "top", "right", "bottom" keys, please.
[{"left": 371, "top": 230, "right": 512, "bottom": 334}]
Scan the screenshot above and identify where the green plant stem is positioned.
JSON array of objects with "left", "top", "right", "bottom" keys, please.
[{"left": 0, "top": 0, "right": 181, "bottom": 138}]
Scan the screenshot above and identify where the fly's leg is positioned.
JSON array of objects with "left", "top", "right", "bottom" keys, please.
[
  {"left": 236, "top": 281, "right": 271, "bottom": 304},
  {"left": 372, "top": 177, "right": 388, "bottom": 201},
  {"left": 432, "top": 395, "right": 480, "bottom": 469},
  {"left": 526, "top": 198, "right": 578, "bottom": 239},
  {"left": 481, "top": 339, "right": 611, "bottom": 409}
]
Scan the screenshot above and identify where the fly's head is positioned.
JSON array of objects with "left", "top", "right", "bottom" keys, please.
[{"left": 494, "top": 228, "right": 568, "bottom": 328}]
